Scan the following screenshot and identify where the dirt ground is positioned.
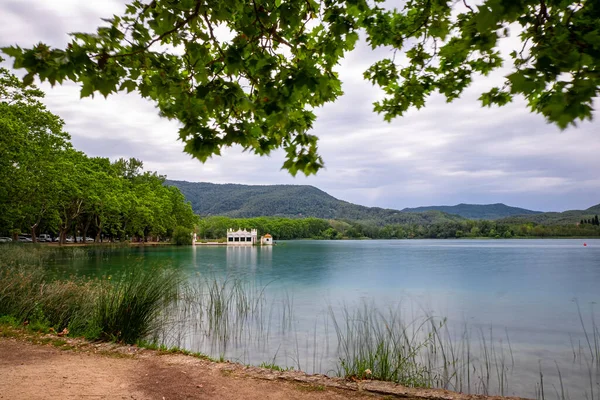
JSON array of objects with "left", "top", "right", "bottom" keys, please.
[{"left": 0, "top": 335, "right": 530, "bottom": 400}]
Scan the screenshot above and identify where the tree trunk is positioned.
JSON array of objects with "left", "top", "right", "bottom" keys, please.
[
  {"left": 59, "top": 227, "right": 67, "bottom": 246},
  {"left": 30, "top": 206, "right": 45, "bottom": 244},
  {"left": 82, "top": 217, "right": 91, "bottom": 244},
  {"left": 95, "top": 216, "right": 103, "bottom": 243},
  {"left": 31, "top": 224, "right": 37, "bottom": 243}
]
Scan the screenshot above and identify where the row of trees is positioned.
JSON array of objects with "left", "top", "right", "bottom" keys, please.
[
  {"left": 196, "top": 216, "right": 330, "bottom": 241},
  {"left": 0, "top": 67, "right": 196, "bottom": 243},
  {"left": 197, "top": 216, "right": 600, "bottom": 241},
  {"left": 581, "top": 216, "right": 600, "bottom": 226}
]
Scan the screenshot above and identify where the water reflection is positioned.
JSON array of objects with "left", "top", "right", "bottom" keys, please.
[{"left": 226, "top": 245, "right": 258, "bottom": 272}]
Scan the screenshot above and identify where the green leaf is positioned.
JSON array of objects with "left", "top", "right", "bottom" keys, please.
[
  {"left": 119, "top": 80, "right": 137, "bottom": 93},
  {"left": 22, "top": 72, "right": 34, "bottom": 87},
  {"left": 80, "top": 82, "right": 95, "bottom": 98}
]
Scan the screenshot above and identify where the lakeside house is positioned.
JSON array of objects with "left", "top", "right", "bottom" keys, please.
[
  {"left": 225, "top": 229, "right": 274, "bottom": 245},
  {"left": 227, "top": 228, "right": 258, "bottom": 245}
]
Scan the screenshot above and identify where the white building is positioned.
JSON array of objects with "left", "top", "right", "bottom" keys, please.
[
  {"left": 260, "top": 233, "right": 273, "bottom": 245},
  {"left": 227, "top": 228, "right": 257, "bottom": 245}
]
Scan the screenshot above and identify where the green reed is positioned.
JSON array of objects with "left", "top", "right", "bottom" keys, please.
[
  {"left": 328, "top": 300, "right": 516, "bottom": 395},
  {"left": 0, "top": 250, "right": 179, "bottom": 344},
  {"left": 93, "top": 267, "right": 180, "bottom": 343}
]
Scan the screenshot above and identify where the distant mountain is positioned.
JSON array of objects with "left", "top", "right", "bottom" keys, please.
[
  {"left": 587, "top": 203, "right": 600, "bottom": 213},
  {"left": 498, "top": 203, "right": 600, "bottom": 225},
  {"left": 401, "top": 203, "right": 542, "bottom": 220},
  {"left": 167, "top": 180, "right": 597, "bottom": 226},
  {"left": 166, "top": 180, "right": 464, "bottom": 225}
]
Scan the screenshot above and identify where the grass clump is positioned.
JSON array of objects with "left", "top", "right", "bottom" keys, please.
[
  {"left": 0, "top": 263, "right": 95, "bottom": 334},
  {"left": 330, "top": 302, "right": 438, "bottom": 388},
  {"left": 0, "top": 249, "right": 180, "bottom": 344},
  {"left": 296, "top": 384, "right": 325, "bottom": 392},
  {"left": 259, "top": 362, "right": 294, "bottom": 372},
  {"left": 330, "top": 300, "right": 516, "bottom": 396},
  {"left": 94, "top": 268, "right": 179, "bottom": 343}
]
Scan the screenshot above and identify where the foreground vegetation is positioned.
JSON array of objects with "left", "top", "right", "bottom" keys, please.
[
  {"left": 0, "top": 67, "right": 197, "bottom": 243},
  {"left": 0, "top": 245, "right": 179, "bottom": 343},
  {"left": 196, "top": 216, "right": 600, "bottom": 240}
]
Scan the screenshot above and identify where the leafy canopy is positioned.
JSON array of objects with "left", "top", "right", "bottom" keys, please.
[
  {"left": 0, "top": 66, "right": 197, "bottom": 240},
  {"left": 2, "top": 0, "right": 599, "bottom": 175}
]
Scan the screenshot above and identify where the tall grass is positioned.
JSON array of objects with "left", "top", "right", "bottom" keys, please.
[
  {"left": 0, "top": 243, "right": 88, "bottom": 266},
  {"left": 0, "top": 262, "right": 97, "bottom": 333},
  {"left": 0, "top": 245, "right": 180, "bottom": 343},
  {"left": 328, "top": 301, "right": 514, "bottom": 394},
  {"left": 94, "top": 268, "right": 180, "bottom": 343},
  {"left": 164, "top": 277, "right": 274, "bottom": 347}
]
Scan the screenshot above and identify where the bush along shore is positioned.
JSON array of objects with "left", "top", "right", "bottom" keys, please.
[{"left": 1, "top": 244, "right": 599, "bottom": 400}]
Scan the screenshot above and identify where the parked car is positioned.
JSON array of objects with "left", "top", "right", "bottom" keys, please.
[
  {"left": 18, "top": 235, "right": 32, "bottom": 242},
  {"left": 65, "top": 236, "right": 74, "bottom": 243},
  {"left": 38, "top": 234, "right": 52, "bottom": 242},
  {"left": 85, "top": 237, "right": 94, "bottom": 242},
  {"left": 0, "top": 237, "right": 12, "bottom": 243}
]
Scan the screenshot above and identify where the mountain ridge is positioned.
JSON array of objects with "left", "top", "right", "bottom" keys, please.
[
  {"left": 498, "top": 203, "right": 600, "bottom": 225},
  {"left": 165, "top": 180, "right": 580, "bottom": 223},
  {"left": 166, "top": 180, "right": 464, "bottom": 225},
  {"left": 401, "top": 203, "right": 542, "bottom": 220}
]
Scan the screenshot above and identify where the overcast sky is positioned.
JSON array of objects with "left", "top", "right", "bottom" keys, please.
[{"left": 1, "top": 0, "right": 599, "bottom": 212}]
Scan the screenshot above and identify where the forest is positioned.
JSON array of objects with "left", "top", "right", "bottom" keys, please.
[
  {"left": 197, "top": 216, "right": 600, "bottom": 241},
  {"left": 0, "top": 67, "right": 197, "bottom": 243}
]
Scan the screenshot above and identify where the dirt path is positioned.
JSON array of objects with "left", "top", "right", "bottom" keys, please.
[{"left": 0, "top": 336, "right": 529, "bottom": 400}]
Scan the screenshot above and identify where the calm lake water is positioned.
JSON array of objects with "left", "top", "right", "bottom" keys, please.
[{"left": 49, "top": 239, "right": 600, "bottom": 398}]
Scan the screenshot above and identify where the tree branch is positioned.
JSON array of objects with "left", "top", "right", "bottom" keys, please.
[
  {"left": 101, "top": 1, "right": 202, "bottom": 60},
  {"left": 462, "top": 0, "right": 474, "bottom": 13}
]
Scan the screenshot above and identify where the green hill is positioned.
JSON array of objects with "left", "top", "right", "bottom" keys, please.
[
  {"left": 166, "top": 180, "right": 464, "bottom": 225},
  {"left": 401, "top": 203, "right": 541, "bottom": 220},
  {"left": 587, "top": 203, "right": 600, "bottom": 213},
  {"left": 498, "top": 203, "right": 600, "bottom": 225},
  {"left": 166, "top": 180, "right": 598, "bottom": 226}
]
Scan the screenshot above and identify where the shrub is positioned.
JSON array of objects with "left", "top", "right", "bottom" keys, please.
[{"left": 172, "top": 226, "right": 193, "bottom": 245}]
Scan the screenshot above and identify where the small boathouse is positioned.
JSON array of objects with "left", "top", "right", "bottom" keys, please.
[{"left": 261, "top": 233, "right": 273, "bottom": 245}]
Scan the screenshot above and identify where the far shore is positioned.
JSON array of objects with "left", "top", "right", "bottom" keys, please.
[
  {"left": 30, "top": 241, "right": 171, "bottom": 247},
  {"left": 8, "top": 236, "right": 598, "bottom": 248}
]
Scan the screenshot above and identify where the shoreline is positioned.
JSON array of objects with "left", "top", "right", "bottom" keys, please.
[
  {"left": 4, "top": 236, "right": 597, "bottom": 248},
  {"left": 0, "top": 325, "right": 530, "bottom": 400}
]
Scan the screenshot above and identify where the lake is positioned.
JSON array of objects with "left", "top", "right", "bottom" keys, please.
[{"left": 48, "top": 239, "right": 600, "bottom": 399}]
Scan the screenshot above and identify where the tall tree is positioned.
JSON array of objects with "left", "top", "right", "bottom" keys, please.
[
  {"left": 2, "top": 0, "right": 598, "bottom": 175},
  {"left": 0, "top": 66, "right": 71, "bottom": 241}
]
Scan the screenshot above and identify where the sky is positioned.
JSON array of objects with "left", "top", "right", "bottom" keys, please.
[{"left": 1, "top": 0, "right": 599, "bottom": 212}]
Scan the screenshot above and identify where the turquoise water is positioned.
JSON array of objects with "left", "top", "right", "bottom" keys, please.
[{"left": 49, "top": 239, "right": 600, "bottom": 398}]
